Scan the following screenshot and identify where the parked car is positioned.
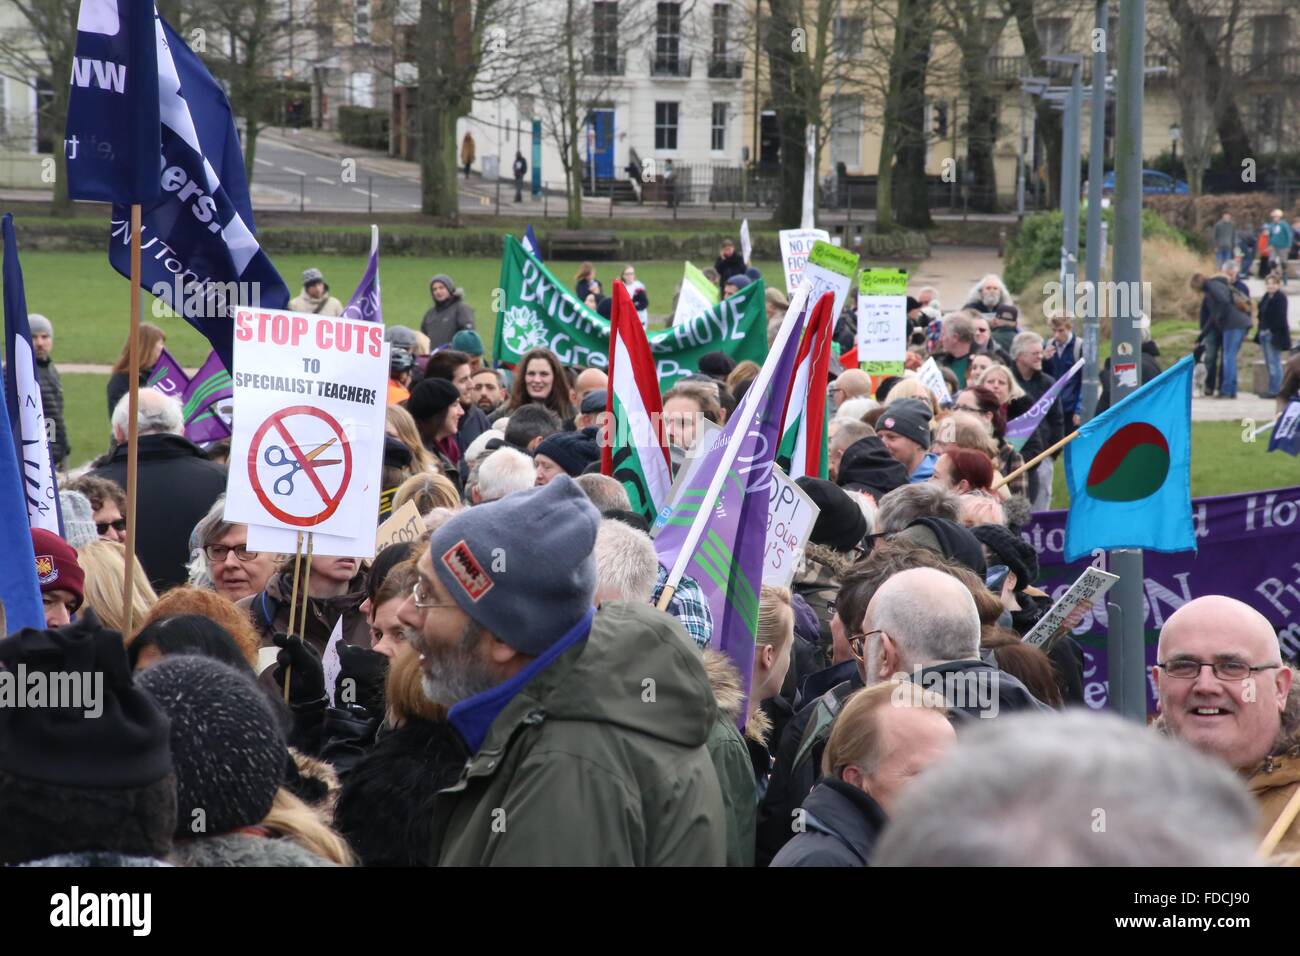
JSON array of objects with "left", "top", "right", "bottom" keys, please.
[{"left": 1098, "top": 169, "right": 1190, "bottom": 195}]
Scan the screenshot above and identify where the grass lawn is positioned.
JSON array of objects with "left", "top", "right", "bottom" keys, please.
[
  {"left": 1049, "top": 420, "right": 1298, "bottom": 509},
  {"left": 18, "top": 250, "right": 781, "bottom": 366},
  {"left": 62, "top": 371, "right": 111, "bottom": 469}
]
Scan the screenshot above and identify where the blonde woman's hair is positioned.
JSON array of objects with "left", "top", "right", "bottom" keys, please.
[
  {"left": 725, "top": 360, "right": 760, "bottom": 394},
  {"left": 260, "top": 787, "right": 355, "bottom": 866},
  {"left": 76, "top": 539, "right": 157, "bottom": 634},
  {"left": 756, "top": 586, "right": 794, "bottom": 651},
  {"left": 957, "top": 490, "right": 1006, "bottom": 528},
  {"left": 822, "top": 681, "right": 950, "bottom": 779},
  {"left": 976, "top": 364, "right": 1026, "bottom": 402},
  {"left": 884, "top": 376, "right": 940, "bottom": 417},
  {"left": 393, "top": 471, "right": 460, "bottom": 513},
  {"left": 386, "top": 405, "right": 437, "bottom": 473},
  {"left": 410, "top": 331, "right": 431, "bottom": 356}
]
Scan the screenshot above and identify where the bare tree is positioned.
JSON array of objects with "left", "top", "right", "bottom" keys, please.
[
  {"left": 0, "top": 0, "right": 78, "bottom": 214},
  {"left": 1001, "top": 0, "right": 1062, "bottom": 206},
  {"left": 1153, "top": 0, "right": 1256, "bottom": 195},
  {"left": 190, "top": 0, "right": 296, "bottom": 182}
]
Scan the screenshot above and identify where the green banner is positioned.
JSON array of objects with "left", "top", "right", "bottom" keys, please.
[{"left": 494, "top": 235, "right": 768, "bottom": 385}]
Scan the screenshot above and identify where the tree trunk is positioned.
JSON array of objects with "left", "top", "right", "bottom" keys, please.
[
  {"left": 243, "top": 122, "right": 260, "bottom": 185},
  {"left": 1167, "top": 0, "right": 1254, "bottom": 177},
  {"left": 962, "top": 47, "right": 998, "bottom": 213},
  {"left": 564, "top": 10, "right": 582, "bottom": 229},
  {"left": 420, "top": 106, "right": 460, "bottom": 219},
  {"left": 894, "top": 0, "right": 934, "bottom": 228},
  {"left": 1006, "top": 0, "right": 1061, "bottom": 205},
  {"left": 875, "top": 2, "right": 910, "bottom": 233},
  {"left": 765, "top": 0, "right": 806, "bottom": 228},
  {"left": 566, "top": 127, "right": 583, "bottom": 228},
  {"left": 49, "top": 71, "right": 72, "bottom": 215}
]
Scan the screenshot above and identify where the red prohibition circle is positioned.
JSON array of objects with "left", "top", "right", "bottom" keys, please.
[{"left": 247, "top": 405, "right": 353, "bottom": 527}]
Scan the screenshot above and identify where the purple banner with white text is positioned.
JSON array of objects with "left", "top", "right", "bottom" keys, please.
[{"left": 1023, "top": 485, "right": 1300, "bottom": 714}]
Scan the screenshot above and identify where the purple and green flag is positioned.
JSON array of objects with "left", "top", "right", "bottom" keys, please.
[
  {"left": 341, "top": 224, "right": 381, "bottom": 323},
  {"left": 653, "top": 287, "right": 816, "bottom": 706},
  {"left": 1005, "top": 357, "right": 1084, "bottom": 452},
  {"left": 146, "top": 349, "right": 232, "bottom": 445}
]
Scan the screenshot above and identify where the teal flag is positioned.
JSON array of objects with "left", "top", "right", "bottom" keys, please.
[{"left": 1063, "top": 355, "right": 1195, "bottom": 562}]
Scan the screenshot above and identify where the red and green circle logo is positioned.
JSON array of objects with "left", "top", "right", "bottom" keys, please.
[{"left": 1086, "top": 422, "right": 1170, "bottom": 502}]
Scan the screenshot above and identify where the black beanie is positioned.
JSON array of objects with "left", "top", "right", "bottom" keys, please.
[
  {"left": 796, "top": 477, "right": 868, "bottom": 554},
  {"left": 0, "top": 610, "right": 172, "bottom": 789},
  {"left": 698, "top": 351, "right": 737, "bottom": 379},
  {"left": 837, "top": 435, "right": 910, "bottom": 500},
  {"left": 406, "top": 377, "right": 461, "bottom": 420},
  {"left": 972, "top": 523, "right": 1039, "bottom": 589},
  {"left": 534, "top": 427, "right": 601, "bottom": 477},
  {"left": 138, "top": 656, "right": 287, "bottom": 838}
]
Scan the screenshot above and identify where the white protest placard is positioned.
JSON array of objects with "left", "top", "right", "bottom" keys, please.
[
  {"left": 671, "top": 261, "right": 721, "bottom": 327},
  {"left": 654, "top": 419, "right": 819, "bottom": 587},
  {"left": 321, "top": 617, "right": 345, "bottom": 706},
  {"left": 225, "top": 307, "right": 388, "bottom": 541},
  {"left": 916, "top": 357, "right": 953, "bottom": 406},
  {"left": 856, "top": 296, "right": 908, "bottom": 376},
  {"left": 778, "top": 228, "right": 830, "bottom": 296},
  {"left": 374, "top": 499, "right": 424, "bottom": 552},
  {"left": 798, "top": 241, "right": 859, "bottom": 333},
  {"left": 739, "top": 219, "right": 752, "bottom": 265},
  {"left": 1023, "top": 565, "right": 1120, "bottom": 648},
  {"left": 764, "top": 469, "right": 819, "bottom": 588}
]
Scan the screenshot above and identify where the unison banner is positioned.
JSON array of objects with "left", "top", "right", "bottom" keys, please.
[
  {"left": 1023, "top": 485, "right": 1300, "bottom": 713},
  {"left": 494, "top": 235, "right": 767, "bottom": 386}
]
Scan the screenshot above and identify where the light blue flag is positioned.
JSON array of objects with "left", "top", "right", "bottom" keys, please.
[{"left": 1063, "top": 355, "right": 1195, "bottom": 562}]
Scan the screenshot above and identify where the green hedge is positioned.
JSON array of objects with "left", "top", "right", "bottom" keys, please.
[
  {"left": 1003, "top": 207, "right": 1189, "bottom": 293},
  {"left": 338, "top": 106, "right": 390, "bottom": 151}
]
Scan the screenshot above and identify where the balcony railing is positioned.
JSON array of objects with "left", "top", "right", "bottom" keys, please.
[
  {"left": 986, "top": 52, "right": 1171, "bottom": 83},
  {"left": 582, "top": 53, "right": 626, "bottom": 77},
  {"left": 1233, "top": 51, "right": 1300, "bottom": 78},
  {"left": 707, "top": 54, "right": 744, "bottom": 79},
  {"left": 650, "top": 53, "right": 692, "bottom": 77}
]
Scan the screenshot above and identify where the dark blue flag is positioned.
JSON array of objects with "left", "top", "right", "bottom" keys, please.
[
  {"left": 2, "top": 215, "right": 61, "bottom": 535},
  {"left": 1268, "top": 399, "right": 1300, "bottom": 457},
  {"left": 107, "top": 14, "right": 288, "bottom": 369},
  {"left": 522, "top": 224, "right": 542, "bottom": 260},
  {"left": 65, "top": 0, "right": 161, "bottom": 204},
  {"left": 0, "top": 372, "right": 45, "bottom": 634}
]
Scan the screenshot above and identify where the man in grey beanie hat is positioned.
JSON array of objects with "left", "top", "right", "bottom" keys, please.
[
  {"left": 400, "top": 474, "right": 726, "bottom": 865},
  {"left": 877, "top": 398, "right": 939, "bottom": 482},
  {"left": 28, "top": 313, "right": 68, "bottom": 468},
  {"left": 288, "top": 267, "right": 343, "bottom": 316}
]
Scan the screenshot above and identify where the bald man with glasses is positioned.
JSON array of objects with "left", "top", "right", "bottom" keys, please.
[{"left": 1155, "top": 594, "right": 1299, "bottom": 859}]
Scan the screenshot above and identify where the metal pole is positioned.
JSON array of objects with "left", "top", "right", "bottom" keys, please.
[
  {"left": 1017, "top": 85, "right": 1026, "bottom": 218},
  {"left": 368, "top": 176, "right": 373, "bottom": 214},
  {"left": 1060, "top": 63, "right": 1082, "bottom": 307},
  {"left": 1081, "top": 0, "right": 1108, "bottom": 424},
  {"left": 1108, "top": 0, "right": 1147, "bottom": 723}
]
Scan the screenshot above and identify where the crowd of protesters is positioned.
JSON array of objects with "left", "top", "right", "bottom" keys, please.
[{"left": 4, "top": 243, "right": 1298, "bottom": 870}]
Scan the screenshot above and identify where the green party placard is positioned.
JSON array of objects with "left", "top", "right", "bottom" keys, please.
[{"left": 859, "top": 268, "right": 909, "bottom": 296}]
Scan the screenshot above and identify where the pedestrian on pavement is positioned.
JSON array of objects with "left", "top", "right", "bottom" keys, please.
[
  {"left": 91, "top": 388, "right": 226, "bottom": 590},
  {"left": 461, "top": 131, "right": 475, "bottom": 178},
  {"left": 512, "top": 150, "right": 527, "bottom": 202},
  {"left": 420, "top": 274, "right": 476, "bottom": 348},
  {"left": 288, "top": 267, "right": 343, "bottom": 316},
  {"left": 27, "top": 314, "right": 68, "bottom": 468},
  {"left": 1265, "top": 209, "right": 1293, "bottom": 285},
  {"left": 397, "top": 476, "right": 727, "bottom": 865},
  {"left": 105, "top": 322, "right": 165, "bottom": 420},
  {"left": 1191, "top": 271, "right": 1250, "bottom": 399},
  {"left": 1256, "top": 273, "right": 1291, "bottom": 397},
  {"left": 1213, "top": 211, "right": 1236, "bottom": 270}
]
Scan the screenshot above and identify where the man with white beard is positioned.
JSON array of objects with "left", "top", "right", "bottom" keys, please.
[{"left": 396, "top": 475, "right": 725, "bottom": 865}]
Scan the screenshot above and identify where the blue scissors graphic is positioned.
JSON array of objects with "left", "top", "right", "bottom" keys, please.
[{"left": 264, "top": 438, "right": 342, "bottom": 496}]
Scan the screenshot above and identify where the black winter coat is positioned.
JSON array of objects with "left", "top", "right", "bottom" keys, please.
[
  {"left": 89, "top": 433, "right": 226, "bottom": 589},
  {"left": 333, "top": 720, "right": 468, "bottom": 866},
  {"left": 105, "top": 368, "right": 151, "bottom": 420},
  {"left": 1256, "top": 291, "right": 1292, "bottom": 350},
  {"left": 715, "top": 252, "right": 748, "bottom": 287},
  {"left": 769, "top": 778, "right": 887, "bottom": 867},
  {"left": 35, "top": 356, "right": 68, "bottom": 466}
]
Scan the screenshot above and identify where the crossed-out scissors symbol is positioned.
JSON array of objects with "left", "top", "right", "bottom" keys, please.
[{"left": 264, "top": 438, "right": 342, "bottom": 496}]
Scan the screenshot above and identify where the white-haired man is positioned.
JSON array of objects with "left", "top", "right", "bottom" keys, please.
[
  {"left": 471, "top": 446, "right": 535, "bottom": 504},
  {"left": 91, "top": 387, "right": 226, "bottom": 589},
  {"left": 1010, "top": 331, "right": 1063, "bottom": 512},
  {"left": 1155, "top": 594, "right": 1300, "bottom": 860},
  {"left": 593, "top": 519, "right": 659, "bottom": 605}
]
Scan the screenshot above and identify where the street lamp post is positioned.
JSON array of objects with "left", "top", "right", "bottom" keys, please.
[{"left": 1169, "top": 122, "right": 1181, "bottom": 173}]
